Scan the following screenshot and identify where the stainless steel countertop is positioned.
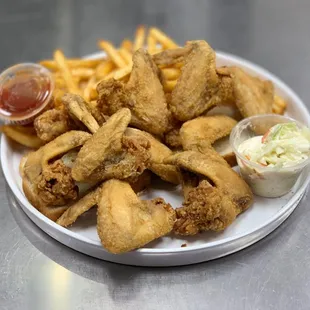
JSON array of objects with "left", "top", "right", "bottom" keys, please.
[{"left": 1, "top": 1, "right": 310, "bottom": 309}]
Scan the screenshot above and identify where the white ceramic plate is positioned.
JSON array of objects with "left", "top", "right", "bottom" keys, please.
[{"left": 2, "top": 51, "right": 310, "bottom": 266}]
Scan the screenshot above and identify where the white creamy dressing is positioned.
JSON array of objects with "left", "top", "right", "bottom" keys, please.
[{"left": 237, "top": 135, "right": 309, "bottom": 197}]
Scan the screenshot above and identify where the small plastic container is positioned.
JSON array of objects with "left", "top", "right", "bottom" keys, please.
[
  {"left": 0, "top": 63, "right": 54, "bottom": 124},
  {"left": 230, "top": 114, "right": 310, "bottom": 198}
]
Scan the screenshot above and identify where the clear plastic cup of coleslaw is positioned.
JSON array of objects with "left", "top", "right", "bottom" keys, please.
[{"left": 230, "top": 114, "right": 310, "bottom": 197}]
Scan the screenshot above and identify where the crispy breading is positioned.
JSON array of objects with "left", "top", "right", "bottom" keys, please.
[
  {"left": 22, "top": 131, "right": 91, "bottom": 221},
  {"left": 170, "top": 41, "right": 220, "bottom": 121},
  {"left": 125, "top": 128, "right": 181, "bottom": 184},
  {"left": 57, "top": 186, "right": 102, "bottom": 227},
  {"left": 37, "top": 159, "right": 78, "bottom": 206},
  {"left": 62, "top": 93, "right": 100, "bottom": 134},
  {"left": 34, "top": 109, "right": 73, "bottom": 142},
  {"left": 97, "top": 49, "right": 169, "bottom": 136},
  {"left": 97, "top": 179, "right": 176, "bottom": 254},
  {"left": 180, "top": 115, "right": 237, "bottom": 165},
  {"left": 72, "top": 109, "right": 150, "bottom": 183},
  {"left": 232, "top": 67, "right": 274, "bottom": 117},
  {"left": 166, "top": 150, "right": 253, "bottom": 235}
]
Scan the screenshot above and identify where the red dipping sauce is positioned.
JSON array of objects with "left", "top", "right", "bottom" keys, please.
[{"left": 0, "top": 63, "right": 54, "bottom": 124}]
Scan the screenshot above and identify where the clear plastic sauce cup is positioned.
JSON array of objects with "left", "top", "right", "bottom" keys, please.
[
  {"left": 0, "top": 63, "right": 54, "bottom": 124},
  {"left": 230, "top": 114, "right": 310, "bottom": 198}
]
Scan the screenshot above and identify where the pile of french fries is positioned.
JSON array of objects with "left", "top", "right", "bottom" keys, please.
[
  {"left": 0, "top": 26, "right": 287, "bottom": 149},
  {"left": 39, "top": 26, "right": 181, "bottom": 106},
  {"left": 1, "top": 26, "right": 182, "bottom": 148}
]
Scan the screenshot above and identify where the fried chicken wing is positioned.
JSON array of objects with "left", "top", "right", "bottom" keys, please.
[
  {"left": 34, "top": 109, "right": 73, "bottom": 142},
  {"left": 22, "top": 131, "right": 91, "bottom": 221},
  {"left": 180, "top": 115, "right": 237, "bottom": 165},
  {"left": 232, "top": 67, "right": 274, "bottom": 117},
  {"left": 127, "top": 170, "right": 153, "bottom": 193},
  {"left": 166, "top": 150, "right": 253, "bottom": 235},
  {"left": 169, "top": 41, "right": 220, "bottom": 121},
  {"left": 57, "top": 185, "right": 102, "bottom": 227},
  {"left": 97, "top": 49, "right": 169, "bottom": 136},
  {"left": 37, "top": 159, "right": 78, "bottom": 206},
  {"left": 72, "top": 108, "right": 150, "bottom": 183},
  {"left": 62, "top": 93, "right": 100, "bottom": 134},
  {"left": 125, "top": 128, "right": 181, "bottom": 184},
  {"left": 97, "top": 179, "right": 176, "bottom": 254},
  {"left": 153, "top": 45, "right": 191, "bottom": 66}
]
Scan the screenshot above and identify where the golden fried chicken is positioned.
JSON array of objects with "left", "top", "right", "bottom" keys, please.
[
  {"left": 127, "top": 170, "right": 153, "bottom": 193},
  {"left": 62, "top": 93, "right": 100, "bottom": 134},
  {"left": 166, "top": 150, "right": 253, "bottom": 235},
  {"left": 167, "top": 41, "right": 220, "bottom": 121},
  {"left": 72, "top": 108, "right": 150, "bottom": 183},
  {"left": 164, "top": 126, "right": 182, "bottom": 149},
  {"left": 180, "top": 115, "right": 237, "bottom": 165},
  {"left": 153, "top": 45, "right": 192, "bottom": 66},
  {"left": 231, "top": 67, "right": 274, "bottom": 117},
  {"left": 22, "top": 131, "right": 91, "bottom": 221},
  {"left": 57, "top": 185, "right": 102, "bottom": 227},
  {"left": 97, "top": 49, "right": 169, "bottom": 136},
  {"left": 34, "top": 109, "right": 73, "bottom": 142},
  {"left": 97, "top": 179, "right": 176, "bottom": 254},
  {"left": 125, "top": 128, "right": 181, "bottom": 184},
  {"left": 56, "top": 170, "right": 153, "bottom": 228},
  {"left": 37, "top": 159, "right": 78, "bottom": 206}
]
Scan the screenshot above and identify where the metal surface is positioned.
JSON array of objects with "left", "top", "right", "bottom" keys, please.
[{"left": 1, "top": 0, "right": 310, "bottom": 309}]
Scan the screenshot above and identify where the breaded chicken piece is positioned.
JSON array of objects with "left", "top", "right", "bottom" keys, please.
[
  {"left": 56, "top": 170, "right": 153, "bottom": 228},
  {"left": 34, "top": 109, "right": 72, "bottom": 142},
  {"left": 164, "top": 126, "right": 182, "bottom": 149},
  {"left": 62, "top": 93, "right": 100, "bottom": 134},
  {"left": 22, "top": 131, "right": 91, "bottom": 221},
  {"left": 72, "top": 108, "right": 150, "bottom": 183},
  {"left": 169, "top": 41, "right": 220, "bottom": 121},
  {"left": 125, "top": 128, "right": 181, "bottom": 184},
  {"left": 127, "top": 170, "right": 153, "bottom": 193},
  {"left": 232, "top": 67, "right": 274, "bottom": 117},
  {"left": 37, "top": 159, "right": 78, "bottom": 206},
  {"left": 153, "top": 45, "right": 191, "bottom": 66},
  {"left": 180, "top": 115, "right": 237, "bottom": 165},
  {"left": 97, "top": 179, "right": 176, "bottom": 254},
  {"left": 57, "top": 185, "right": 102, "bottom": 227},
  {"left": 166, "top": 150, "right": 253, "bottom": 235},
  {"left": 97, "top": 49, "right": 169, "bottom": 136}
]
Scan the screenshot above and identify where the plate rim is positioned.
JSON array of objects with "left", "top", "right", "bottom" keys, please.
[{"left": 2, "top": 50, "right": 310, "bottom": 255}]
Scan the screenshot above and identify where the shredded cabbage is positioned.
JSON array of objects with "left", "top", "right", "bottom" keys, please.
[{"left": 241, "top": 122, "right": 310, "bottom": 168}]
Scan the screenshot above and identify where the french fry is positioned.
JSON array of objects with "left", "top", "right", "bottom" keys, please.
[
  {"left": 90, "top": 88, "right": 98, "bottom": 101},
  {"left": 83, "top": 76, "right": 97, "bottom": 101},
  {"left": 71, "top": 68, "right": 95, "bottom": 79},
  {"left": 149, "top": 27, "right": 178, "bottom": 49},
  {"left": 147, "top": 34, "right": 158, "bottom": 55},
  {"left": 0, "top": 125, "right": 43, "bottom": 149},
  {"left": 95, "top": 60, "right": 115, "bottom": 79},
  {"left": 121, "top": 39, "right": 133, "bottom": 52},
  {"left": 119, "top": 48, "right": 133, "bottom": 65},
  {"left": 40, "top": 58, "right": 104, "bottom": 70},
  {"left": 133, "top": 25, "right": 146, "bottom": 51},
  {"left": 54, "top": 50, "right": 81, "bottom": 95},
  {"left": 54, "top": 68, "right": 95, "bottom": 80},
  {"left": 98, "top": 40, "right": 127, "bottom": 68},
  {"left": 273, "top": 94, "right": 287, "bottom": 115},
  {"left": 54, "top": 76, "right": 67, "bottom": 89},
  {"left": 53, "top": 89, "right": 66, "bottom": 110},
  {"left": 163, "top": 80, "right": 177, "bottom": 92},
  {"left": 104, "top": 65, "right": 132, "bottom": 81},
  {"left": 162, "top": 68, "right": 181, "bottom": 80}
]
